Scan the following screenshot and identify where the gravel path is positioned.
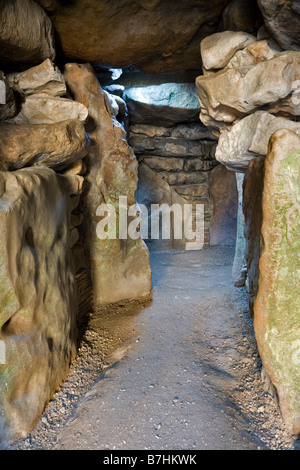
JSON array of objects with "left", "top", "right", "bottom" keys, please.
[{"left": 10, "top": 247, "right": 299, "bottom": 450}]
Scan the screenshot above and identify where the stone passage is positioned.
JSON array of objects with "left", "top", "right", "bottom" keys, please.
[
  {"left": 196, "top": 28, "right": 300, "bottom": 436},
  {"left": 127, "top": 112, "right": 237, "bottom": 249},
  {"left": 129, "top": 122, "right": 217, "bottom": 248}
]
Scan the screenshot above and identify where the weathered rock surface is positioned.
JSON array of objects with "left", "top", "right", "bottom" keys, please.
[
  {"left": 220, "top": 0, "right": 262, "bottom": 34},
  {"left": 11, "top": 96, "right": 89, "bottom": 125},
  {"left": 129, "top": 134, "right": 215, "bottom": 158},
  {"left": 0, "top": 168, "right": 81, "bottom": 444},
  {"left": 125, "top": 83, "right": 200, "bottom": 127},
  {"left": 35, "top": 0, "right": 229, "bottom": 73},
  {"left": 196, "top": 47, "right": 300, "bottom": 135},
  {"left": 254, "top": 129, "right": 300, "bottom": 436},
  {"left": 257, "top": 0, "right": 300, "bottom": 51},
  {"left": 215, "top": 111, "right": 300, "bottom": 172},
  {"left": 64, "top": 63, "right": 151, "bottom": 304},
  {"left": 226, "top": 38, "right": 281, "bottom": 69},
  {"left": 136, "top": 162, "right": 188, "bottom": 250},
  {"left": 209, "top": 164, "right": 238, "bottom": 246},
  {"left": 7, "top": 60, "right": 66, "bottom": 97},
  {"left": 201, "top": 31, "right": 256, "bottom": 71},
  {"left": 130, "top": 122, "right": 216, "bottom": 141},
  {"left": 243, "top": 156, "right": 265, "bottom": 316},
  {"left": 0, "top": 120, "right": 89, "bottom": 171},
  {"left": 0, "top": 0, "right": 55, "bottom": 66}
]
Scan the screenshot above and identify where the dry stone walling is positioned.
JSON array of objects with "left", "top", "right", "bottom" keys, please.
[
  {"left": 196, "top": 28, "right": 300, "bottom": 435},
  {"left": 124, "top": 80, "right": 238, "bottom": 249}
]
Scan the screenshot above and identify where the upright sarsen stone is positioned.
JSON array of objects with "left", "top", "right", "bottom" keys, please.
[
  {"left": 254, "top": 129, "right": 300, "bottom": 436},
  {"left": 0, "top": 168, "right": 81, "bottom": 444},
  {"left": 64, "top": 63, "right": 151, "bottom": 304},
  {"left": 243, "top": 156, "right": 265, "bottom": 316}
]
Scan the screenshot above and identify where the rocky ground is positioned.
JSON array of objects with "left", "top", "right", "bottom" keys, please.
[{"left": 9, "top": 247, "right": 300, "bottom": 451}]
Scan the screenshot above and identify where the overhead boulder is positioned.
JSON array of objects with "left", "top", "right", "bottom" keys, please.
[
  {"left": 0, "top": 0, "right": 55, "bottom": 66},
  {"left": 220, "top": 0, "right": 262, "bottom": 33},
  {"left": 35, "top": 0, "right": 230, "bottom": 73},
  {"left": 64, "top": 63, "right": 152, "bottom": 304},
  {"left": 257, "top": 0, "right": 300, "bottom": 51}
]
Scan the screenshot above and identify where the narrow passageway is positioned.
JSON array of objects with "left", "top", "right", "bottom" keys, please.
[{"left": 11, "top": 247, "right": 296, "bottom": 450}]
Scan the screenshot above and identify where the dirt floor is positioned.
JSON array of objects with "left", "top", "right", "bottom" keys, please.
[{"left": 9, "top": 246, "right": 300, "bottom": 450}]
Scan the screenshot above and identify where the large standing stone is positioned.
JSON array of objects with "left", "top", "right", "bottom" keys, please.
[
  {"left": 0, "top": 0, "right": 55, "bottom": 66},
  {"left": 64, "top": 63, "right": 151, "bottom": 304},
  {"left": 257, "top": 0, "right": 300, "bottom": 51},
  {"left": 215, "top": 111, "right": 300, "bottom": 172},
  {"left": 243, "top": 156, "right": 265, "bottom": 316},
  {"left": 0, "top": 168, "right": 81, "bottom": 444},
  {"left": 254, "top": 129, "right": 300, "bottom": 436},
  {"left": 209, "top": 164, "right": 238, "bottom": 246},
  {"left": 0, "top": 120, "right": 90, "bottom": 171}
]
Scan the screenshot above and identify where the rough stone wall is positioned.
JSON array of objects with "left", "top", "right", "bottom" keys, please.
[
  {"left": 34, "top": 0, "right": 231, "bottom": 74},
  {"left": 196, "top": 28, "right": 300, "bottom": 435},
  {"left": 128, "top": 120, "right": 238, "bottom": 249}
]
